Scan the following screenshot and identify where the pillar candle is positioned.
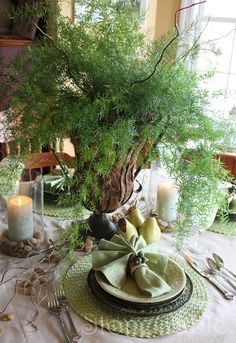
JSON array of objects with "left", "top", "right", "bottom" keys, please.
[
  {"left": 7, "top": 195, "right": 33, "bottom": 241},
  {"left": 157, "top": 180, "right": 178, "bottom": 223}
]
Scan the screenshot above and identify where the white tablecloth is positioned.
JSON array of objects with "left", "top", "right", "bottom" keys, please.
[{"left": 1, "top": 221, "right": 236, "bottom": 343}]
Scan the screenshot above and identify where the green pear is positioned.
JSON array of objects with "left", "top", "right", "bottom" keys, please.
[
  {"left": 229, "top": 197, "right": 236, "bottom": 212},
  {"left": 139, "top": 217, "right": 161, "bottom": 244},
  {"left": 127, "top": 206, "right": 145, "bottom": 229},
  {"left": 117, "top": 218, "right": 138, "bottom": 241}
]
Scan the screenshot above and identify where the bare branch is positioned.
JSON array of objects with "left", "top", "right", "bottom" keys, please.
[
  {"left": 175, "top": 17, "right": 209, "bottom": 63},
  {"left": 34, "top": 23, "right": 94, "bottom": 98},
  {"left": 0, "top": 280, "right": 18, "bottom": 314},
  {"left": 0, "top": 268, "right": 9, "bottom": 284},
  {"left": 130, "top": 1, "right": 206, "bottom": 88}
]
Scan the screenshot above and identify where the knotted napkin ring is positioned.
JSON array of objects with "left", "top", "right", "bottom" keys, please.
[{"left": 128, "top": 251, "right": 148, "bottom": 279}]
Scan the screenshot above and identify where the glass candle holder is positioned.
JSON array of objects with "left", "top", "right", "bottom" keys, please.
[
  {"left": 146, "top": 160, "right": 159, "bottom": 215},
  {"left": 157, "top": 179, "right": 179, "bottom": 223},
  {"left": 7, "top": 195, "right": 34, "bottom": 241},
  {"left": 0, "top": 174, "right": 44, "bottom": 258},
  {"left": 181, "top": 224, "right": 209, "bottom": 258}
]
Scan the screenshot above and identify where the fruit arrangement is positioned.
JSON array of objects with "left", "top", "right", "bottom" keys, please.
[{"left": 116, "top": 206, "right": 161, "bottom": 244}]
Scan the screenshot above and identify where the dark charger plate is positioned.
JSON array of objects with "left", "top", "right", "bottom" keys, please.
[{"left": 87, "top": 269, "right": 193, "bottom": 316}]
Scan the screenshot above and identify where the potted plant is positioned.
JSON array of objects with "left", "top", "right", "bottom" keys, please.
[
  {"left": 10, "top": 0, "right": 49, "bottom": 39},
  {"left": 1, "top": 0, "right": 229, "bottom": 250},
  {"left": 0, "top": 0, "right": 12, "bottom": 35}
]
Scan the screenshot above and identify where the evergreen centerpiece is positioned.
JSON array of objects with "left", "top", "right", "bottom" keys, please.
[{"left": 1, "top": 0, "right": 228, "bottom": 249}]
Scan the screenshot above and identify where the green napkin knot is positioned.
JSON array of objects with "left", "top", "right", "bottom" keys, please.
[
  {"left": 92, "top": 234, "right": 171, "bottom": 298},
  {"left": 128, "top": 252, "right": 148, "bottom": 278}
]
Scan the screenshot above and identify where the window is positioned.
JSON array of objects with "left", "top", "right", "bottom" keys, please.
[
  {"left": 192, "top": 0, "right": 236, "bottom": 118},
  {"left": 75, "top": 0, "right": 147, "bottom": 22}
]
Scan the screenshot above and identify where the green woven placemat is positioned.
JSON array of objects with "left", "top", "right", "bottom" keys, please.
[
  {"left": 208, "top": 221, "right": 236, "bottom": 236},
  {"left": 63, "top": 255, "right": 208, "bottom": 338},
  {"left": 43, "top": 201, "right": 75, "bottom": 218},
  {"left": 41, "top": 202, "right": 91, "bottom": 219}
]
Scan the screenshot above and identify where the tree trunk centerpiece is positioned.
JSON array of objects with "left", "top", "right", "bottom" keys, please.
[
  {"left": 80, "top": 156, "right": 137, "bottom": 214},
  {"left": 71, "top": 131, "right": 142, "bottom": 214}
]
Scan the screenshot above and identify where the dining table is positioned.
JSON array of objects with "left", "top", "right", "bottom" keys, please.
[
  {"left": 0, "top": 224, "right": 236, "bottom": 342},
  {"left": 1, "top": 176, "right": 236, "bottom": 343}
]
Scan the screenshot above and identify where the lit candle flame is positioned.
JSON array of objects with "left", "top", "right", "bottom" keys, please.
[{"left": 16, "top": 198, "right": 23, "bottom": 205}]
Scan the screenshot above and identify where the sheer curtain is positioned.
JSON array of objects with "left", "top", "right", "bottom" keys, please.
[
  {"left": 178, "top": 1, "right": 236, "bottom": 118},
  {"left": 177, "top": 1, "right": 206, "bottom": 65},
  {"left": 179, "top": 0, "right": 205, "bottom": 31}
]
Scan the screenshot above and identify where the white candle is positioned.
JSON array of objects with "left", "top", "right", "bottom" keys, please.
[
  {"left": 7, "top": 196, "right": 34, "bottom": 241},
  {"left": 157, "top": 180, "right": 178, "bottom": 222}
]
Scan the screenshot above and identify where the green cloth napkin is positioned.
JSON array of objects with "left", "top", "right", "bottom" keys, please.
[
  {"left": 43, "top": 175, "right": 66, "bottom": 192},
  {"left": 92, "top": 234, "right": 171, "bottom": 297}
]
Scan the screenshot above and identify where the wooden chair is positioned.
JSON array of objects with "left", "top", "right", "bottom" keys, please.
[
  {"left": 216, "top": 152, "right": 236, "bottom": 178},
  {"left": 0, "top": 142, "right": 9, "bottom": 160},
  {"left": 22, "top": 151, "right": 75, "bottom": 181}
]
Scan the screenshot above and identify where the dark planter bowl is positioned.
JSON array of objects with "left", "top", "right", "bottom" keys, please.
[{"left": 87, "top": 213, "right": 116, "bottom": 240}]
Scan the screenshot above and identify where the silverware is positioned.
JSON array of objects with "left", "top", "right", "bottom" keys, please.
[
  {"left": 47, "top": 293, "right": 72, "bottom": 343},
  {"left": 55, "top": 284, "right": 81, "bottom": 342},
  {"left": 212, "top": 253, "right": 236, "bottom": 280},
  {"left": 206, "top": 257, "right": 236, "bottom": 291},
  {"left": 184, "top": 255, "right": 234, "bottom": 300}
]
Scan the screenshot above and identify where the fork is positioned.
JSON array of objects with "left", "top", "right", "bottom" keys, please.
[
  {"left": 47, "top": 293, "right": 71, "bottom": 343},
  {"left": 55, "top": 284, "right": 81, "bottom": 342}
]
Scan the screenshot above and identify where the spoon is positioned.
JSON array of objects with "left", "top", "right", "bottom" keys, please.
[
  {"left": 212, "top": 253, "right": 236, "bottom": 280},
  {"left": 206, "top": 257, "right": 236, "bottom": 291}
]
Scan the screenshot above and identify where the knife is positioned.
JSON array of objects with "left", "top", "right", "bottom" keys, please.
[{"left": 184, "top": 255, "right": 234, "bottom": 300}]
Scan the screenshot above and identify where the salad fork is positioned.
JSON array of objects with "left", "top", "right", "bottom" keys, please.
[
  {"left": 47, "top": 293, "right": 71, "bottom": 343},
  {"left": 55, "top": 284, "right": 81, "bottom": 342}
]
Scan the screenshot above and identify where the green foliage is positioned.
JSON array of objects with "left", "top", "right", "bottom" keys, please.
[
  {"left": 0, "top": 158, "right": 25, "bottom": 199},
  {"left": 1, "top": 0, "right": 230, "bottom": 251},
  {"left": 9, "top": 0, "right": 49, "bottom": 22}
]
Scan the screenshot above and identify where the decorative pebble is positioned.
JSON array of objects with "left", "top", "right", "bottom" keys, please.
[
  {"left": 160, "top": 226, "right": 172, "bottom": 233},
  {"left": 111, "top": 214, "right": 121, "bottom": 223},
  {"left": 20, "top": 287, "right": 36, "bottom": 296},
  {"left": 34, "top": 231, "right": 41, "bottom": 240},
  {"left": 30, "top": 272, "right": 37, "bottom": 281},
  {"left": 49, "top": 254, "right": 60, "bottom": 263},
  {"left": 2, "top": 230, "right": 9, "bottom": 237},
  {"left": 7, "top": 240, "right": 17, "bottom": 248},
  {"left": 0, "top": 313, "right": 15, "bottom": 321},
  {"left": 0, "top": 228, "right": 43, "bottom": 258},
  {"left": 6, "top": 314, "right": 15, "bottom": 321},
  {"left": 30, "top": 238, "right": 38, "bottom": 245},
  {"left": 34, "top": 267, "right": 45, "bottom": 275},
  {"left": 24, "top": 245, "right": 32, "bottom": 252},
  {"left": 0, "top": 328, "right": 4, "bottom": 336},
  {"left": 84, "top": 236, "right": 97, "bottom": 253},
  {"left": 158, "top": 219, "right": 169, "bottom": 227},
  {"left": 39, "top": 276, "right": 48, "bottom": 284},
  {"left": 168, "top": 223, "right": 176, "bottom": 231},
  {"left": 29, "top": 279, "right": 40, "bottom": 287},
  {"left": 24, "top": 280, "right": 31, "bottom": 288},
  {"left": 0, "top": 234, "right": 8, "bottom": 244},
  {"left": 84, "top": 238, "right": 93, "bottom": 253},
  {"left": 25, "top": 239, "right": 34, "bottom": 247}
]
